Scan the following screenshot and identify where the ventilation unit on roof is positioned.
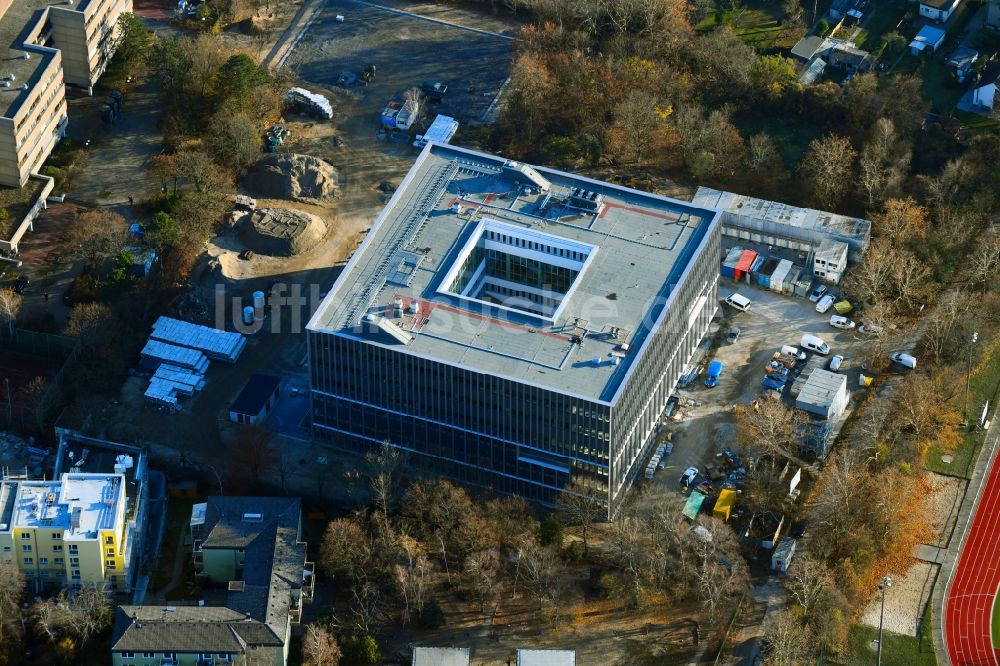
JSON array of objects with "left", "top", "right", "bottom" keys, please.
[
  {"left": 567, "top": 187, "right": 603, "bottom": 212},
  {"left": 241, "top": 512, "right": 263, "bottom": 523}
]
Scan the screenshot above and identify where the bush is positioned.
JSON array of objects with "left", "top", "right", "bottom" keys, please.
[
  {"left": 562, "top": 539, "right": 585, "bottom": 562},
  {"left": 539, "top": 515, "right": 563, "bottom": 547},
  {"left": 341, "top": 635, "right": 380, "bottom": 665},
  {"left": 419, "top": 597, "right": 445, "bottom": 629}
]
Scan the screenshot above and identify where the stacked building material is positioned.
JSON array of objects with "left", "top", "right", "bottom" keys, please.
[
  {"left": 140, "top": 340, "right": 210, "bottom": 374},
  {"left": 150, "top": 316, "right": 247, "bottom": 363},
  {"left": 152, "top": 364, "right": 206, "bottom": 396}
]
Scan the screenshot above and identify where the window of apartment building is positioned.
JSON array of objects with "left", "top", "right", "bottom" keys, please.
[
  {"left": 106, "top": 560, "right": 115, "bottom": 570},
  {"left": 1, "top": 547, "right": 9, "bottom": 553},
  {"left": 200, "top": 655, "right": 212, "bottom": 661},
  {"left": 106, "top": 548, "right": 114, "bottom": 556},
  {"left": 23, "top": 558, "right": 32, "bottom": 565},
  {"left": 21, "top": 545, "right": 30, "bottom": 552},
  {"left": 54, "top": 558, "right": 63, "bottom": 565},
  {"left": 68, "top": 545, "right": 78, "bottom": 554},
  {"left": 120, "top": 653, "right": 134, "bottom": 659},
  {"left": 105, "top": 536, "right": 113, "bottom": 545},
  {"left": 71, "top": 570, "right": 80, "bottom": 580},
  {"left": 53, "top": 545, "right": 62, "bottom": 552},
  {"left": 20, "top": 533, "right": 30, "bottom": 540},
  {"left": 142, "top": 653, "right": 154, "bottom": 659},
  {"left": 52, "top": 533, "right": 61, "bottom": 540},
  {"left": 70, "top": 557, "right": 79, "bottom": 565},
  {"left": 218, "top": 656, "right": 232, "bottom": 662},
  {"left": 164, "top": 654, "right": 176, "bottom": 660},
  {"left": 39, "top": 558, "right": 47, "bottom": 565}
]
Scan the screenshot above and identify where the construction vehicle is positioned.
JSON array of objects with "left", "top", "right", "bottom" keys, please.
[
  {"left": 381, "top": 96, "right": 420, "bottom": 131},
  {"left": 264, "top": 125, "right": 290, "bottom": 152},
  {"left": 361, "top": 64, "right": 377, "bottom": 84}
]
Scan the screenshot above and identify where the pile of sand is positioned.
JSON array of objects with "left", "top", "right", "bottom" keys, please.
[
  {"left": 238, "top": 207, "right": 327, "bottom": 257},
  {"left": 243, "top": 153, "right": 339, "bottom": 202}
]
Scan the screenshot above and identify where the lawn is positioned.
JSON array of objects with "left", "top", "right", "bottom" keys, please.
[
  {"left": 993, "top": 584, "right": 1000, "bottom": 645},
  {"left": 955, "top": 109, "right": 1000, "bottom": 135},
  {"left": 0, "top": 180, "right": 42, "bottom": 240},
  {"left": 151, "top": 497, "right": 196, "bottom": 595},
  {"left": 735, "top": 113, "right": 823, "bottom": 169},
  {"left": 696, "top": 0, "right": 801, "bottom": 49},
  {"left": 835, "top": 603, "right": 937, "bottom": 666},
  {"left": 854, "top": 0, "right": 910, "bottom": 52},
  {"left": 926, "top": 333, "right": 1000, "bottom": 477}
]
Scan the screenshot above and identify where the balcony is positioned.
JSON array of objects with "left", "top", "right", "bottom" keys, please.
[
  {"left": 302, "top": 561, "right": 315, "bottom": 601},
  {"left": 289, "top": 597, "right": 302, "bottom": 625}
]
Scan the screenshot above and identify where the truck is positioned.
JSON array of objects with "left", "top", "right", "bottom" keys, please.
[
  {"left": 413, "top": 114, "right": 459, "bottom": 148},
  {"left": 381, "top": 97, "right": 420, "bottom": 131}
]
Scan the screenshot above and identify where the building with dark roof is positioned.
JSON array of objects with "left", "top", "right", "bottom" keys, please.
[
  {"left": 308, "top": 143, "right": 722, "bottom": 517},
  {"left": 229, "top": 374, "right": 282, "bottom": 425},
  {"left": 111, "top": 497, "right": 314, "bottom": 666}
]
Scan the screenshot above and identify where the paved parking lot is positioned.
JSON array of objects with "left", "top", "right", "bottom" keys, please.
[
  {"left": 286, "top": 0, "right": 514, "bottom": 124},
  {"left": 648, "top": 279, "right": 894, "bottom": 500}
]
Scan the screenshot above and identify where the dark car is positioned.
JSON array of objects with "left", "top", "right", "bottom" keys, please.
[
  {"left": 762, "top": 376, "right": 785, "bottom": 391},
  {"left": 13, "top": 275, "right": 29, "bottom": 294},
  {"left": 421, "top": 81, "right": 448, "bottom": 103}
]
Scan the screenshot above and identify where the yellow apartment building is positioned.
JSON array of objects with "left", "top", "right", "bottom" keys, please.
[
  {"left": 0, "top": 0, "right": 131, "bottom": 187},
  {"left": 0, "top": 472, "right": 129, "bottom": 591}
]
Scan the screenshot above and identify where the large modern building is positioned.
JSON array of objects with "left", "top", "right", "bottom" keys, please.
[
  {"left": 308, "top": 144, "right": 721, "bottom": 515},
  {"left": 0, "top": 472, "right": 130, "bottom": 591},
  {"left": 0, "top": 0, "right": 131, "bottom": 187}
]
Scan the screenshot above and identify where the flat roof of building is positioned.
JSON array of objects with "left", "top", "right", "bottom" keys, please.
[
  {"left": 230, "top": 374, "right": 281, "bottom": 416},
  {"left": 517, "top": 649, "right": 577, "bottom": 666},
  {"left": 309, "top": 144, "right": 719, "bottom": 403},
  {"left": 412, "top": 647, "right": 471, "bottom": 666},
  {"left": 692, "top": 187, "right": 871, "bottom": 243},
  {"left": 0, "top": 472, "right": 124, "bottom": 539},
  {"left": 796, "top": 368, "right": 847, "bottom": 409},
  {"left": 0, "top": 0, "right": 60, "bottom": 118}
]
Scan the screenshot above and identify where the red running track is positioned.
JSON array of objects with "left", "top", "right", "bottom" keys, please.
[{"left": 945, "top": 441, "right": 1000, "bottom": 666}]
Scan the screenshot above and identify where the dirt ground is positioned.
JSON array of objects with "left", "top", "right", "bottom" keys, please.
[
  {"left": 926, "top": 472, "right": 966, "bottom": 548},
  {"left": 858, "top": 561, "right": 938, "bottom": 637}
]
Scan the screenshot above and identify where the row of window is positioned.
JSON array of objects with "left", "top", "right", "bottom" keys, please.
[
  {"left": 482, "top": 229, "right": 588, "bottom": 262},
  {"left": 119, "top": 652, "right": 233, "bottom": 661}
]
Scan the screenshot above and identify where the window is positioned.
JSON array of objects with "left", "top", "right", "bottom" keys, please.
[
  {"left": 23, "top": 558, "right": 32, "bottom": 564},
  {"left": 51, "top": 533, "right": 61, "bottom": 540},
  {"left": 106, "top": 560, "right": 115, "bottom": 570},
  {"left": 39, "top": 558, "right": 47, "bottom": 565},
  {"left": 54, "top": 558, "right": 63, "bottom": 565},
  {"left": 20, "top": 533, "right": 30, "bottom": 540},
  {"left": 106, "top": 548, "right": 114, "bottom": 556},
  {"left": 21, "top": 545, "right": 31, "bottom": 552},
  {"left": 70, "top": 557, "right": 79, "bottom": 565},
  {"left": 200, "top": 655, "right": 212, "bottom": 661},
  {"left": 105, "top": 536, "right": 113, "bottom": 545},
  {"left": 121, "top": 653, "right": 134, "bottom": 659},
  {"left": 1, "top": 547, "right": 8, "bottom": 553},
  {"left": 68, "top": 545, "right": 78, "bottom": 554},
  {"left": 53, "top": 545, "right": 62, "bottom": 552},
  {"left": 71, "top": 569, "right": 80, "bottom": 580},
  {"left": 142, "top": 653, "right": 154, "bottom": 659}
]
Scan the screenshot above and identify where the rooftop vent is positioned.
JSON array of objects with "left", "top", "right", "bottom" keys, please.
[
  {"left": 241, "top": 512, "right": 262, "bottom": 523},
  {"left": 228, "top": 580, "right": 245, "bottom": 592}
]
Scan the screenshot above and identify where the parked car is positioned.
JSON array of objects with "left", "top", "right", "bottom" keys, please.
[
  {"left": 724, "top": 292, "right": 751, "bottom": 312},
  {"left": 705, "top": 361, "right": 724, "bottom": 388},
  {"left": 800, "top": 334, "right": 831, "bottom": 355},
  {"left": 890, "top": 352, "right": 917, "bottom": 369},
  {"left": 762, "top": 376, "right": 786, "bottom": 391},
  {"left": 727, "top": 326, "right": 741, "bottom": 344},
  {"left": 815, "top": 294, "right": 835, "bottom": 313},
  {"left": 679, "top": 466, "right": 700, "bottom": 488},
  {"left": 829, "top": 355, "right": 844, "bottom": 372},
  {"left": 808, "top": 284, "right": 828, "bottom": 302},
  {"left": 779, "top": 345, "right": 807, "bottom": 361},
  {"left": 829, "top": 315, "right": 855, "bottom": 330},
  {"left": 663, "top": 395, "right": 679, "bottom": 418}
]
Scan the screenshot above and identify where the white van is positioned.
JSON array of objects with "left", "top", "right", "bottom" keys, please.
[
  {"left": 815, "top": 294, "right": 835, "bottom": 313},
  {"left": 800, "top": 334, "right": 830, "bottom": 355},
  {"left": 779, "top": 345, "right": 807, "bottom": 361},
  {"left": 890, "top": 352, "right": 917, "bottom": 369},
  {"left": 724, "top": 293, "right": 751, "bottom": 312},
  {"left": 829, "top": 315, "right": 855, "bottom": 330}
]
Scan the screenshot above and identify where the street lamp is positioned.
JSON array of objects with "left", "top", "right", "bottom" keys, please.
[
  {"left": 965, "top": 331, "right": 979, "bottom": 428},
  {"left": 877, "top": 576, "right": 892, "bottom": 666}
]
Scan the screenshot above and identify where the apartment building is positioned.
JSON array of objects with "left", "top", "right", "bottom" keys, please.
[
  {"left": 0, "top": 0, "right": 131, "bottom": 187},
  {"left": 0, "top": 472, "right": 129, "bottom": 591},
  {"left": 111, "top": 497, "right": 315, "bottom": 666}
]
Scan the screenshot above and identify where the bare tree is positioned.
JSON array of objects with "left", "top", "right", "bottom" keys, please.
[
  {"left": 787, "top": 555, "right": 833, "bottom": 615},
  {"left": 320, "top": 517, "right": 371, "bottom": 581},
  {"left": 462, "top": 549, "right": 504, "bottom": 620},
  {"left": 396, "top": 535, "right": 434, "bottom": 626},
  {"left": 0, "top": 560, "right": 25, "bottom": 650},
  {"left": 367, "top": 442, "right": 403, "bottom": 542},
  {"left": 0, "top": 288, "right": 22, "bottom": 338},
  {"left": 969, "top": 231, "right": 1000, "bottom": 291},
  {"left": 844, "top": 238, "right": 899, "bottom": 305},
  {"left": 33, "top": 585, "right": 112, "bottom": 645},
  {"left": 302, "top": 623, "right": 342, "bottom": 666},
  {"left": 736, "top": 399, "right": 803, "bottom": 462},
  {"left": 514, "top": 539, "right": 568, "bottom": 618},
  {"left": 799, "top": 133, "right": 857, "bottom": 209},
  {"left": 765, "top": 611, "right": 811, "bottom": 666},
  {"left": 747, "top": 132, "right": 781, "bottom": 173},
  {"left": 555, "top": 481, "right": 605, "bottom": 555},
  {"left": 690, "top": 517, "right": 749, "bottom": 619}
]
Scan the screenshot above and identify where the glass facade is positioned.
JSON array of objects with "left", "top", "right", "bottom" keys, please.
[{"left": 310, "top": 219, "right": 721, "bottom": 516}]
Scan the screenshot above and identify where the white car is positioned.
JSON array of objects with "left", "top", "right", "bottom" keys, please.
[
  {"left": 858, "top": 323, "right": 884, "bottom": 337},
  {"left": 815, "top": 294, "right": 835, "bottom": 314},
  {"left": 829, "top": 315, "right": 855, "bottom": 330},
  {"left": 829, "top": 355, "right": 844, "bottom": 372},
  {"left": 679, "top": 466, "right": 700, "bottom": 488}
]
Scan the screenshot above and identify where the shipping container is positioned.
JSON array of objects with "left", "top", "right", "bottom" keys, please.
[
  {"left": 713, "top": 489, "right": 737, "bottom": 521},
  {"left": 757, "top": 258, "right": 780, "bottom": 288},
  {"left": 781, "top": 268, "right": 801, "bottom": 294},
  {"left": 770, "top": 259, "right": 793, "bottom": 292},
  {"left": 734, "top": 250, "right": 758, "bottom": 281}
]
